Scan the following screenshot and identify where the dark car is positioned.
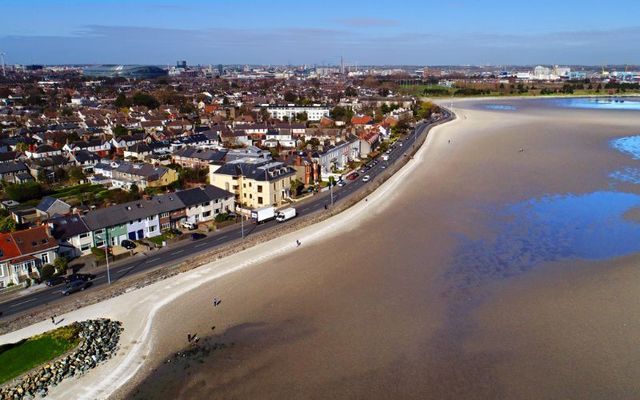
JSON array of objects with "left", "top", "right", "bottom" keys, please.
[
  {"left": 121, "top": 239, "right": 137, "bottom": 250},
  {"left": 61, "top": 280, "right": 91, "bottom": 296},
  {"left": 191, "top": 233, "right": 206, "bottom": 241},
  {"left": 66, "top": 273, "right": 96, "bottom": 283},
  {"left": 45, "top": 276, "right": 66, "bottom": 287},
  {"left": 347, "top": 173, "right": 359, "bottom": 181}
]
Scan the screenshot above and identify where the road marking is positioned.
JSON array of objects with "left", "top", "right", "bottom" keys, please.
[
  {"left": 9, "top": 298, "right": 37, "bottom": 308},
  {"left": 215, "top": 235, "right": 228, "bottom": 241},
  {"left": 301, "top": 207, "right": 309, "bottom": 212},
  {"left": 171, "top": 250, "right": 184, "bottom": 255},
  {"left": 144, "top": 258, "right": 157, "bottom": 264},
  {"left": 120, "top": 266, "right": 135, "bottom": 273},
  {"left": 194, "top": 242, "right": 208, "bottom": 248}
]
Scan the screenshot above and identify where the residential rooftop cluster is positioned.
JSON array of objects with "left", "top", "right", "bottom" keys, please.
[{"left": 0, "top": 63, "right": 446, "bottom": 289}]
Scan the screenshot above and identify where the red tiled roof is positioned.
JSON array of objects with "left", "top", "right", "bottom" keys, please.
[{"left": 0, "top": 232, "right": 21, "bottom": 262}]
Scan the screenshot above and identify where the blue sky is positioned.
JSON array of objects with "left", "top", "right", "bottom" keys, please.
[{"left": 1, "top": 0, "right": 640, "bottom": 65}]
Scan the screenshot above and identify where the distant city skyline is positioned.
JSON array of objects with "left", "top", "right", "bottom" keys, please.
[{"left": 2, "top": 0, "right": 640, "bottom": 66}]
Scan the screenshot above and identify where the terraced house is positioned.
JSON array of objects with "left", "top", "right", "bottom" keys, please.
[{"left": 0, "top": 226, "right": 59, "bottom": 288}]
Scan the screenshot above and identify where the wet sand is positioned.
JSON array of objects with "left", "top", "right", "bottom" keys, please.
[{"left": 125, "top": 101, "right": 640, "bottom": 399}]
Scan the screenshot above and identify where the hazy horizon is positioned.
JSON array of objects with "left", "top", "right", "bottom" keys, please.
[{"left": 2, "top": 0, "right": 640, "bottom": 66}]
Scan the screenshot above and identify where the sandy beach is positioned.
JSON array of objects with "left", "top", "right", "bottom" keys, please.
[{"left": 4, "top": 98, "right": 640, "bottom": 399}]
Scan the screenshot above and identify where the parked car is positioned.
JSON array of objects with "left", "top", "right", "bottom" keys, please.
[
  {"left": 182, "top": 221, "right": 197, "bottom": 230},
  {"left": 61, "top": 280, "right": 91, "bottom": 296},
  {"left": 347, "top": 173, "right": 359, "bottom": 181},
  {"left": 337, "top": 180, "right": 346, "bottom": 187},
  {"left": 45, "top": 276, "right": 66, "bottom": 287},
  {"left": 362, "top": 175, "right": 370, "bottom": 182},
  {"left": 121, "top": 239, "right": 137, "bottom": 250},
  {"left": 66, "top": 273, "right": 96, "bottom": 283},
  {"left": 191, "top": 233, "right": 206, "bottom": 241}
]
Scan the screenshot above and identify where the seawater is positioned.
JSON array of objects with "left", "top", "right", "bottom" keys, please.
[
  {"left": 450, "top": 191, "right": 640, "bottom": 290},
  {"left": 484, "top": 104, "right": 516, "bottom": 111},
  {"left": 552, "top": 97, "right": 640, "bottom": 111},
  {"left": 609, "top": 135, "right": 640, "bottom": 183}
]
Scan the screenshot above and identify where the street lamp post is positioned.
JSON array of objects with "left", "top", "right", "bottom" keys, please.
[
  {"left": 330, "top": 180, "right": 334, "bottom": 207},
  {"left": 104, "top": 229, "right": 111, "bottom": 285}
]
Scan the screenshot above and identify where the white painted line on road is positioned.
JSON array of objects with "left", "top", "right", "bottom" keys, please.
[
  {"left": 194, "top": 242, "right": 208, "bottom": 248},
  {"left": 144, "top": 258, "right": 157, "bottom": 264},
  {"left": 216, "top": 235, "right": 228, "bottom": 241},
  {"left": 301, "top": 207, "right": 309, "bottom": 212},
  {"left": 171, "top": 250, "right": 184, "bottom": 255},
  {"left": 9, "top": 298, "right": 38, "bottom": 308},
  {"left": 120, "top": 266, "right": 135, "bottom": 273}
]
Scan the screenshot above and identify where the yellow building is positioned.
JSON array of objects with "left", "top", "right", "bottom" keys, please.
[{"left": 209, "top": 159, "right": 295, "bottom": 209}]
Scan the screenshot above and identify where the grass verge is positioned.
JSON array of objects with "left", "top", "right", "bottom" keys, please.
[{"left": 0, "top": 324, "right": 81, "bottom": 384}]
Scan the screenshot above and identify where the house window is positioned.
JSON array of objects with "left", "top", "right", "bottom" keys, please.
[
  {"left": 161, "top": 212, "right": 169, "bottom": 218},
  {"left": 258, "top": 196, "right": 263, "bottom": 205},
  {"left": 79, "top": 232, "right": 90, "bottom": 239},
  {"left": 41, "top": 253, "right": 49, "bottom": 264},
  {"left": 202, "top": 211, "right": 211, "bottom": 218},
  {"left": 161, "top": 222, "right": 170, "bottom": 230},
  {"left": 147, "top": 216, "right": 153, "bottom": 221},
  {"left": 257, "top": 185, "right": 263, "bottom": 193},
  {"left": 149, "top": 225, "right": 157, "bottom": 233},
  {"left": 81, "top": 243, "right": 91, "bottom": 252},
  {"left": 95, "top": 240, "right": 105, "bottom": 247}
]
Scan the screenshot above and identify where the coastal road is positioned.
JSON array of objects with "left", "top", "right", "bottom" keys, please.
[{"left": 0, "top": 113, "right": 450, "bottom": 319}]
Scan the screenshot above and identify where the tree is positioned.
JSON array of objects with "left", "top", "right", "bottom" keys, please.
[
  {"left": 68, "top": 166, "right": 86, "bottom": 183},
  {"left": 283, "top": 91, "right": 298, "bottom": 103},
  {"left": 5, "top": 181, "right": 43, "bottom": 202},
  {"left": 40, "top": 264, "right": 55, "bottom": 281},
  {"left": 54, "top": 167, "right": 67, "bottom": 182},
  {"left": 295, "top": 112, "right": 308, "bottom": 122},
  {"left": 113, "top": 125, "right": 128, "bottom": 137},
  {"left": 330, "top": 106, "right": 353, "bottom": 122},
  {"left": 290, "top": 179, "right": 304, "bottom": 197},
  {"left": 114, "top": 93, "right": 130, "bottom": 108},
  {"left": 53, "top": 256, "right": 68, "bottom": 275},
  {"left": 0, "top": 216, "right": 16, "bottom": 233},
  {"left": 344, "top": 86, "right": 358, "bottom": 97},
  {"left": 129, "top": 184, "right": 140, "bottom": 197},
  {"left": 15, "top": 142, "right": 29, "bottom": 153},
  {"left": 132, "top": 92, "right": 160, "bottom": 109}
]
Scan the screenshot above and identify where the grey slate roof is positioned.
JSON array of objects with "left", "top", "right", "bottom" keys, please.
[
  {"left": 214, "top": 159, "right": 295, "bottom": 182},
  {"left": 174, "top": 185, "right": 233, "bottom": 207},
  {"left": 82, "top": 193, "right": 185, "bottom": 230},
  {"left": 0, "top": 161, "right": 28, "bottom": 175},
  {"left": 173, "top": 147, "right": 227, "bottom": 163},
  {"left": 49, "top": 214, "right": 90, "bottom": 241}
]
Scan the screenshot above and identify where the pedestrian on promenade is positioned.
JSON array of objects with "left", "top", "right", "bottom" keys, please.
[
  {"left": 51, "top": 315, "right": 55, "bottom": 324},
  {"left": 296, "top": 240, "right": 301, "bottom": 247}
]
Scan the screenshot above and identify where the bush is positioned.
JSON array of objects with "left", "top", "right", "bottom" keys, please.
[
  {"left": 24, "top": 278, "right": 31, "bottom": 288},
  {"left": 4, "top": 182, "right": 43, "bottom": 202},
  {"left": 91, "top": 247, "right": 105, "bottom": 260},
  {"left": 215, "top": 213, "right": 229, "bottom": 223},
  {"left": 53, "top": 257, "right": 68, "bottom": 275},
  {"left": 40, "top": 264, "right": 55, "bottom": 281}
]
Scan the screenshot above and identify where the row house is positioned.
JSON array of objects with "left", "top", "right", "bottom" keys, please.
[
  {"left": 172, "top": 147, "right": 227, "bottom": 169},
  {"left": 49, "top": 214, "right": 93, "bottom": 258},
  {"left": 0, "top": 226, "right": 59, "bottom": 288},
  {"left": 78, "top": 185, "right": 234, "bottom": 247},
  {"left": 313, "top": 138, "right": 361, "bottom": 176},
  {"left": 111, "top": 133, "right": 145, "bottom": 155},
  {"left": 94, "top": 161, "right": 178, "bottom": 191},
  {"left": 25, "top": 144, "right": 62, "bottom": 159},
  {"left": 63, "top": 139, "right": 111, "bottom": 156}
]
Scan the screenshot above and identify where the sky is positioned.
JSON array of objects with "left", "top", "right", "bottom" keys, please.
[{"left": 1, "top": 0, "right": 640, "bottom": 66}]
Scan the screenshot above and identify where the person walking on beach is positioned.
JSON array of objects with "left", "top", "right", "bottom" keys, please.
[
  {"left": 296, "top": 240, "right": 301, "bottom": 247},
  {"left": 51, "top": 315, "right": 56, "bottom": 325}
]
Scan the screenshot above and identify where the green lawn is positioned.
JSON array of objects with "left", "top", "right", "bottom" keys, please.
[{"left": 0, "top": 324, "right": 81, "bottom": 384}]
